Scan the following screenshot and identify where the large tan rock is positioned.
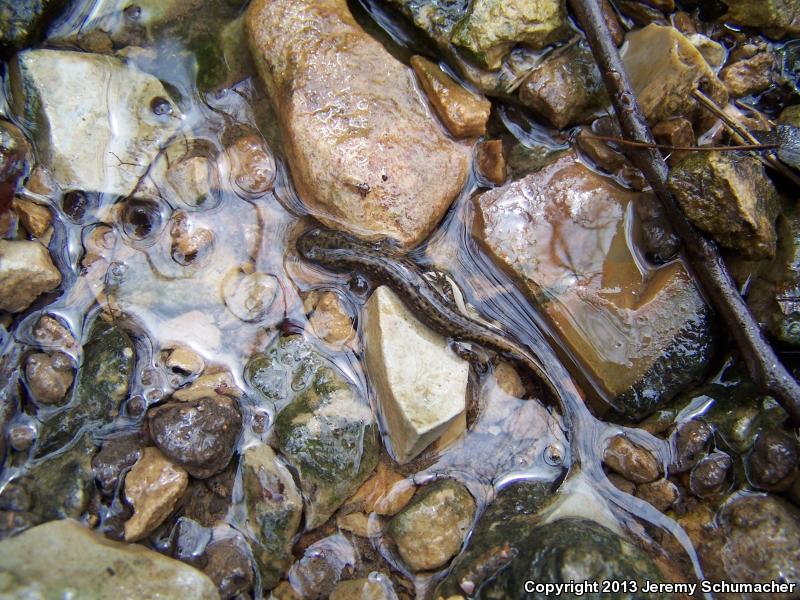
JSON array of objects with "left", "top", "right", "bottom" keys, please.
[
  {"left": 246, "top": 0, "right": 470, "bottom": 250},
  {"left": 365, "top": 286, "right": 468, "bottom": 463},
  {"left": 476, "top": 153, "right": 713, "bottom": 418},
  {"left": 0, "top": 240, "right": 61, "bottom": 313},
  {"left": 0, "top": 520, "right": 219, "bottom": 599}
]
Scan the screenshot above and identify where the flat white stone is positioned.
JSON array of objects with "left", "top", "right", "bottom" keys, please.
[
  {"left": 365, "top": 286, "right": 468, "bottom": 464},
  {"left": 10, "top": 49, "right": 181, "bottom": 196}
]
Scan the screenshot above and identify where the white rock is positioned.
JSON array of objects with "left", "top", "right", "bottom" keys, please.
[
  {"left": 364, "top": 286, "right": 468, "bottom": 464},
  {"left": 10, "top": 49, "right": 181, "bottom": 196},
  {"left": 0, "top": 240, "right": 61, "bottom": 313}
]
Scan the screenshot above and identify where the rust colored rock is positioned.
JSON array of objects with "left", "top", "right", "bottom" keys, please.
[
  {"left": 603, "top": 435, "right": 661, "bottom": 484},
  {"left": 410, "top": 55, "right": 491, "bottom": 138},
  {"left": 477, "top": 139, "right": 507, "bottom": 186},
  {"left": 246, "top": 0, "right": 470, "bottom": 250}
]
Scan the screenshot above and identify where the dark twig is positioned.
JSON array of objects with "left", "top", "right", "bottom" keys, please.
[
  {"left": 581, "top": 133, "right": 778, "bottom": 152},
  {"left": 569, "top": 0, "right": 800, "bottom": 425}
]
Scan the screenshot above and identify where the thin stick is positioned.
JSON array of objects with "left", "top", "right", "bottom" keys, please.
[
  {"left": 570, "top": 0, "right": 800, "bottom": 425},
  {"left": 692, "top": 89, "right": 800, "bottom": 187},
  {"left": 582, "top": 133, "right": 778, "bottom": 152}
]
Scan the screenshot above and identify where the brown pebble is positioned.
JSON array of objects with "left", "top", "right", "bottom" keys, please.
[
  {"left": 689, "top": 451, "right": 731, "bottom": 498},
  {"left": 603, "top": 435, "right": 661, "bottom": 484},
  {"left": 747, "top": 430, "right": 799, "bottom": 492},
  {"left": 477, "top": 140, "right": 507, "bottom": 186},
  {"left": 636, "top": 478, "right": 679, "bottom": 512},
  {"left": 672, "top": 419, "right": 713, "bottom": 473}
]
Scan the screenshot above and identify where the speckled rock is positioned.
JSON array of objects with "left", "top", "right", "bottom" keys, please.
[
  {"left": 746, "top": 430, "right": 799, "bottom": 492},
  {"left": 124, "top": 446, "right": 189, "bottom": 542},
  {"left": 720, "top": 0, "right": 800, "bottom": 37},
  {"left": 9, "top": 49, "right": 181, "bottom": 196},
  {"left": 690, "top": 451, "right": 732, "bottom": 498},
  {"left": 92, "top": 432, "right": 143, "bottom": 497},
  {"left": 0, "top": 240, "right": 61, "bottom": 313},
  {"left": 519, "top": 41, "right": 607, "bottom": 129},
  {"left": 720, "top": 52, "right": 776, "bottom": 97},
  {"left": 24, "top": 351, "right": 73, "bottom": 405},
  {"left": 365, "top": 285, "right": 468, "bottom": 463},
  {"left": 330, "top": 575, "right": 397, "bottom": 600},
  {"left": 476, "top": 153, "right": 713, "bottom": 418},
  {"left": 240, "top": 443, "right": 302, "bottom": 590},
  {"left": 0, "top": 519, "right": 219, "bottom": 599},
  {"left": 203, "top": 534, "right": 254, "bottom": 600},
  {"left": 246, "top": 0, "right": 469, "bottom": 250},
  {"left": 668, "top": 152, "right": 779, "bottom": 260},
  {"left": 148, "top": 395, "right": 242, "bottom": 479},
  {"left": 449, "top": 0, "right": 569, "bottom": 69},
  {"left": 603, "top": 435, "right": 660, "bottom": 484},
  {"left": 246, "top": 335, "right": 379, "bottom": 528},
  {"left": 388, "top": 479, "right": 475, "bottom": 572},
  {"left": 36, "top": 318, "right": 134, "bottom": 457},
  {"left": 288, "top": 534, "right": 356, "bottom": 598}
]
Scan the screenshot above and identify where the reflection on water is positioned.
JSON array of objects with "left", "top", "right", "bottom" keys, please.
[{"left": 0, "top": 0, "right": 732, "bottom": 597}]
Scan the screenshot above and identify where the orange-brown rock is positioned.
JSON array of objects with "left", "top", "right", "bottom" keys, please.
[
  {"left": 246, "top": 0, "right": 470, "bottom": 250},
  {"left": 476, "top": 153, "right": 713, "bottom": 418}
]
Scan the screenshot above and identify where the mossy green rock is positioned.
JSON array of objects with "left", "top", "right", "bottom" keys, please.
[
  {"left": 721, "top": 0, "right": 800, "bottom": 36},
  {"left": 240, "top": 444, "right": 302, "bottom": 590},
  {"left": 0, "top": 432, "right": 95, "bottom": 531},
  {"left": 668, "top": 152, "right": 780, "bottom": 260},
  {"left": 435, "top": 481, "right": 554, "bottom": 597},
  {"left": 749, "top": 203, "right": 800, "bottom": 346},
  {"left": 442, "top": 516, "right": 671, "bottom": 599},
  {"left": 36, "top": 318, "right": 134, "bottom": 457},
  {"left": 246, "top": 335, "right": 379, "bottom": 529},
  {"left": 450, "top": 0, "right": 569, "bottom": 69},
  {"left": 0, "top": 0, "right": 67, "bottom": 54},
  {"left": 0, "top": 519, "right": 219, "bottom": 599}
]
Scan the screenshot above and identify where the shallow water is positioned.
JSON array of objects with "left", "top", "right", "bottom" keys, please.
[{"left": 1, "top": 0, "right": 780, "bottom": 597}]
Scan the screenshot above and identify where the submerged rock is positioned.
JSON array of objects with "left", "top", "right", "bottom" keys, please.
[
  {"left": 330, "top": 576, "right": 397, "bottom": 600},
  {"left": 0, "top": 0, "right": 67, "bottom": 54},
  {"left": 0, "top": 519, "right": 219, "bottom": 599},
  {"left": 203, "top": 534, "right": 254, "bottom": 600},
  {"left": 720, "top": 0, "right": 800, "bottom": 37},
  {"left": 9, "top": 49, "right": 181, "bottom": 196},
  {"left": 246, "top": 335, "right": 379, "bottom": 528},
  {"left": 519, "top": 41, "right": 607, "bottom": 129},
  {"left": 720, "top": 52, "right": 777, "bottom": 98},
  {"left": 24, "top": 351, "right": 73, "bottom": 405},
  {"left": 124, "top": 446, "right": 189, "bottom": 542},
  {"left": 364, "top": 285, "right": 468, "bottom": 463},
  {"left": 240, "top": 443, "right": 302, "bottom": 590},
  {"left": 449, "top": 0, "right": 569, "bottom": 69},
  {"left": 388, "top": 479, "right": 474, "bottom": 572},
  {"left": 36, "top": 318, "right": 134, "bottom": 456},
  {"left": 92, "top": 432, "right": 144, "bottom": 497},
  {"left": 246, "top": 0, "right": 469, "bottom": 250},
  {"left": 668, "top": 152, "right": 779, "bottom": 260},
  {"left": 476, "top": 153, "right": 713, "bottom": 418},
  {"left": 603, "top": 435, "right": 660, "bottom": 484},
  {"left": 0, "top": 240, "right": 61, "bottom": 313},
  {"left": 148, "top": 395, "right": 242, "bottom": 479},
  {"left": 410, "top": 55, "right": 491, "bottom": 138},
  {"left": 621, "top": 24, "right": 727, "bottom": 124}
]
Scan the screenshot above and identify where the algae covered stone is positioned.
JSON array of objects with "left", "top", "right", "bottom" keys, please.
[
  {"left": 450, "top": 0, "right": 569, "bottom": 69},
  {"left": 0, "top": 519, "right": 219, "bottom": 599},
  {"left": 240, "top": 443, "right": 303, "bottom": 589},
  {"left": 246, "top": 335, "right": 379, "bottom": 528},
  {"left": 36, "top": 318, "right": 134, "bottom": 456}
]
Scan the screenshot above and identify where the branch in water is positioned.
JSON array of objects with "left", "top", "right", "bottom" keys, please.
[
  {"left": 580, "top": 133, "right": 778, "bottom": 152},
  {"left": 568, "top": 0, "right": 800, "bottom": 425}
]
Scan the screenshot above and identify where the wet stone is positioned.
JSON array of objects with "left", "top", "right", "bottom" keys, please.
[
  {"left": 92, "top": 432, "right": 144, "bottom": 497},
  {"left": 689, "top": 451, "right": 732, "bottom": 498},
  {"left": 304, "top": 290, "right": 357, "bottom": 349},
  {"left": 246, "top": 335, "right": 379, "bottom": 529},
  {"left": 344, "top": 462, "right": 416, "bottom": 517},
  {"left": 476, "top": 153, "right": 713, "bottom": 418},
  {"left": 288, "top": 534, "right": 356, "bottom": 599},
  {"left": 166, "top": 346, "right": 205, "bottom": 376},
  {"left": 388, "top": 479, "right": 475, "bottom": 572},
  {"left": 225, "top": 134, "right": 276, "bottom": 196},
  {"left": 669, "top": 152, "right": 779, "bottom": 261},
  {"left": 410, "top": 55, "right": 491, "bottom": 138},
  {"left": 36, "top": 319, "right": 134, "bottom": 457},
  {"left": 671, "top": 419, "right": 713, "bottom": 473},
  {"left": 720, "top": 0, "right": 800, "bottom": 37},
  {"left": 449, "top": 0, "right": 569, "bottom": 69},
  {"left": 204, "top": 534, "right": 254, "bottom": 600},
  {"left": 747, "top": 429, "right": 800, "bottom": 492},
  {"left": 124, "top": 446, "right": 189, "bottom": 542},
  {"left": 32, "top": 314, "right": 76, "bottom": 350},
  {"left": 329, "top": 575, "right": 397, "bottom": 600},
  {"left": 603, "top": 435, "right": 660, "bottom": 484},
  {"left": 633, "top": 193, "right": 681, "bottom": 265},
  {"left": 24, "top": 352, "right": 74, "bottom": 406},
  {"left": 476, "top": 139, "right": 507, "bottom": 186},
  {"left": 148, "top": 394, "right": 242, "bottom": 479},
  {"left": 721, "top": 52, "right": 777, "bottom": 97},
  {"left": 240, "top": 443, "right": 302, "bottom": 590},
  {"left": 172, "top": 370, "right": 242, "bottom": 403},
  {"left": 0, "top": 0, "right": 68, "bottom": 54},
  {"left": 9, "top": 49, "right": 181, "bottom": 196},
  {"left": 183, "top": 463, "right": 236, "bottom": 527},
  {"left": 0, "top": 240, "right": 61, "bottom": 313},
  {"left": 519, "top": 41, "right": 607, "bottom": 129},
  {"left": 13, "top": 198, "right": 51, "bottom": 238},
  {"left": 0, "top": 519, "right": 219, "bottom": 599},
  {"left": 246, "top": 0, "right": 469, "bottom": 250},
  {"left": 636, "top": 478, "right": 679, "bottom": 512}
]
